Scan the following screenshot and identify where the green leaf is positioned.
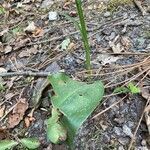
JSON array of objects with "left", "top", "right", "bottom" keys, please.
[
  {"left": 48, "top": 72, "right": 104, "bottom": 148},
  {"left": 60, "top": 38, "right": 70, "bottom": 50},
  {"left": 0, "top": 140, "right": 18, "bottom": 150},
  {"left": 11, "top": 27, "right": 22, "bottom": 35},
  {"left": 20, "top": 138, "right": 40, "bottom": 149},
  {"left": 47, "top": 108, "right": 67, "bottom": 144},
  {"left": 0, "top": 6, "right": 5, "bottom": 15},
  {"left": 127, "top": 82, "right": 140, "bottom": 94},
  {"left": 113, "top": 86, "right": 129, "bottom": 94}
]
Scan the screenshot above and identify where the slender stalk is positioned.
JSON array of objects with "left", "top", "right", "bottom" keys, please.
[{"left": 75, "top": 0, "right": 91, "bottom": 71}]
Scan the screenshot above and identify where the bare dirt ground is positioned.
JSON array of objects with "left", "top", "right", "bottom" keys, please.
[{"left": 0, "top": 0, "right": 150, "bottom": 150}]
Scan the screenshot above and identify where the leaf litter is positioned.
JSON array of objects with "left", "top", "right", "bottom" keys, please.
[{"left": 0, "top": 0, "right": 150, "bottom": 149}]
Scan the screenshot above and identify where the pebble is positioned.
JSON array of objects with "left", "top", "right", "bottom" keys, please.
[
  {"left": 118, "top": 137, "right": 129, "bottom": 145},
  {"left": 104, "top": 11, "right": 111, "bottom": 17},
  {"left": 122, "top": 124, "right": 133, "bottom": 138},
  {"left": 48, "top": 11, "right": 58, "bottom": 21},
  {"left": 118, "top": 146, "right": 125, "bottom": 150},
  {"left": 109, "top": 32, "right": 116, "bottom": 40},
  {"left": 113, "top": 127, "right": 122, "bottom": 136},
  {"left": 41, "top": 0, "right": 54, "bottom": 8}
]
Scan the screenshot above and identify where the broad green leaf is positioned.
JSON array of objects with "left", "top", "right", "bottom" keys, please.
[
  {"left": 113, "top": 86, "right": 129, "bottom": 94},
  {"left": 60, "top": 38, "right": 70, "bottom": 50},
  {"left": 0, "top": 140, "right": 18, "bottom": 150},
  {"left": 128, "top": 82, "right": 140, "bottom": 94},
  {"left": 48, "top": 73, "right": 104, "bottom": 148},
  {"left": 47, "top": 108, "right": 67, "bottom": 144},
  {"left": 20, "top": 138, "right": 40, "bottom": 149}
]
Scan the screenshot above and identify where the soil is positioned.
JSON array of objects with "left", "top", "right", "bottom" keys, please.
[{"left": 0, "top": 0, "right": 150, "bottom": 150}]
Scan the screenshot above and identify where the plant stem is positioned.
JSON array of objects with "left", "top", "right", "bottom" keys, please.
[{"left": 75, "top": 0, "right": 91, "bottom": 72}]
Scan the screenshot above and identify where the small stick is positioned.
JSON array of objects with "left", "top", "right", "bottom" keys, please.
[
  {"left": 92, "top": 95, "right": 127, "bottom": 119},
  {"left": 128, "top": 96, "right": 150, "bottom": 150},
  {"left": 134, "top": 0, "right": 147, "bottom": 16},
  {"left": 0, "top": 71, "right": 51, "bottom": 77}
]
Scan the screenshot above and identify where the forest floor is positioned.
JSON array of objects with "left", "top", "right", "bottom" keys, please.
[{"left": 0, "top": 0, "right": 150, "bottom": 150}]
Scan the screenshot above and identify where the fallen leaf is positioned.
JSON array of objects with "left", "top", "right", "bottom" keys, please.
[
  {"left": 109, "top": 41, "right": 123, "bottom": 53},
  {"left": 8, "top": 98, "right": 28, "bottom": 128},
  {"left": 14, "top": 38, "right": 30, "bottom": 51},
  {"left": 24, "top": 116, "right": 35, "bottom": 128},
  {"left": 19, "top": 47, "right": 38, "bottom": 58},
  {"left": 0, "top": 105, "right": 5, "bottom": 118},
  {"left": 0, "top": 128, "right": 9, "bottom": 140},
  {"left": 4, "top": 45, "right": 12, "bottom": 54},
  {"left": 32, "top": 28, "right": 44, "bottom": 37},
  {"left": 60, "top": 38, "right": 70, "bottom": 50},
  {"left": 0, "top": 68, "right": 7, "bottom": 73},
  {"left": 0, "top": 28, "right": 8, "bottom": 36},
  {"left": 97, "top": 54, "right": 121, "bottom": 65},
  {"left": 24, "top": 22, "right": 36, "bottom": 33},
  {"left": 141, "top": 87, "right": 150, "bottom": 99},
  {"left": 121, "top": 36, "right": 131, "bottom": 50}
]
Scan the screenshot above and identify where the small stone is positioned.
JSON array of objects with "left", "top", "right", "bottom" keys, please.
[
  {"left": 113, "top": 127, "right": 122, "bottom": 136},
  {"left": 118, "top": 137, "right": 129, "bottom": 145},
  {"left": 122, "top": 124, "right": 133, "bottom": 138},
  {"left": 109, "top": 32, "right": 116, "bottom": 40},
  {"left": 41, "top": 0, "right": 54, "bottom": 8},
  {"left": 104, "top": 11, "right": 111, "bottom": 17},
  {"left": 118, "top": 146, "right": 125, "bottom": 150},
  {"left": 48, "top": 11, "right": 58, "bottom": 21},
  {"left": 141, "top": 140, "right": 147, "bottom": 146}
]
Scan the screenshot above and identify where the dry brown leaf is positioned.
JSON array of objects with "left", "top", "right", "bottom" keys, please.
[
  {"left": 24, "top": 116, "right": 35, "bottom": 128},
  {"left": 141, "top": 87, "right": 150, "bottom": 100},
  {"left": 24, "top": 21, "right": 36, "bottom": 33},
  {"left": 19, "top": 46, "right": 38, "bottom": 58},
  {"left": 109, "top": 41, "right": 123, "bottom": 53},
  {"left": 14, "top": 38, "right": 30, "bottom": 51},
  {"left": 32, "top": 28, "right": 44, "bottom": 37},
  {"left": 4, "top": 45, "right": 12, "bottom": 54},
  {"left": 24, "top": 117, "right": 30, "bottom": 128},
  {"left": 121, "top": 36, "right": 131, "bottom": 50},
  {"left": 0, "top": 128, "right": 9, "bottom": 140},
  {"left": 8, "top": 98, "right": 28, "bottom": 128},
  {"left": 96, "top": 54, "right": 121, "bottom": 65},
  {"left": 0, "top": 105, "right": 5, "bottom": 118}
]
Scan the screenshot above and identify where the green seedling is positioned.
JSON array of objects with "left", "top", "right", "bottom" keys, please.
[
  {"left": 11, "top": 27, "right": 22, "bottom": 35},
  {"left": 0, "top": 84, "right": 5, "bottom": 92},
  {"left": 113, "top": 82, "right": 140, "bottom": 94}
]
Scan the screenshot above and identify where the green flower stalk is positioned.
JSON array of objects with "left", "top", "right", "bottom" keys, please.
[{"left": 75, "top": 0, "right": 91, "bottom": 72}]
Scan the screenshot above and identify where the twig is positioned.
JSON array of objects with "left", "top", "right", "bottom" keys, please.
[
  {"left": 0, "top": 71, "right": 52, "bottom": 77},
  {"left": 128, "top": 96, "right": 150, "bottom": 150},
  {"left": 134, "top": 0, "right": 147, "bottom": 16},
  {"left": 92, "top": 95, "right": 127, "bottom": 119},
  {"left": 105, "top": 67, "right": 150, "bottom": 88},
  {"left": 0, "top": 102, "right": 18, "bottom": 122}
]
